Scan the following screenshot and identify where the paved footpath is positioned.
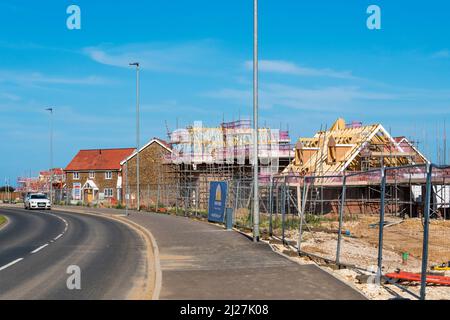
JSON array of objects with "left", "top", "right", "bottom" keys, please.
[{"left": 56, "top": 206, "right": 366, "bottom": 300}]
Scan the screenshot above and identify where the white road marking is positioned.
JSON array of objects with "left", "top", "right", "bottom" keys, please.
[
  {"left": 43, "top": 212, "right": 69, "bottom": 240},
  {"left": 0, "top": 209, "right": 71, "bottom": 273},
  {"left": 0, "top": 258, "right": 24, "bottom": 271},
  {"left": 31, "top": 243, "right": 49, "bottom": 254}
]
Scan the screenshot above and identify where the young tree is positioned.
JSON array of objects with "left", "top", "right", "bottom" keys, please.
[{"left": 0, "top": 186, "right": 15, "bottom": 192}]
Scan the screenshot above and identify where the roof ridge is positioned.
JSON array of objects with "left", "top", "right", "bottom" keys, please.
[
  {"left": 78, "top": 147, "right": 135, "bottom": 151},
  {"left": 65, "top": 147, "right": 136, "bottom": 171}
]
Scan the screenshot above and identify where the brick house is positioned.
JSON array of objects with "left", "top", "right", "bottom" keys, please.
[
  {"left": 65, "top": 148, "right": 135, "bottom": 205},
  {"left": 120, "top": 138, "right": 174, "bottom": 209}
]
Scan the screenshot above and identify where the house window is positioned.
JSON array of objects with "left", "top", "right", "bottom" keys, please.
[
  {"left": 104, "top": 188, "right": 113, "bottom": 198},
  {"left": 89, "top": 171, "right": 95, "bottom": 179},
  {"left": 73, "top": 172, "right": 80, "bottom": 180},
  {"left": 105, "top": 171, "right": 113, "bottom": 179}
]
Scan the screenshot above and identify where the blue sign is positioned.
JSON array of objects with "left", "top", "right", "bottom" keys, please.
[{"left": 208, "top": 181, "right": 228, "bottom": 223}]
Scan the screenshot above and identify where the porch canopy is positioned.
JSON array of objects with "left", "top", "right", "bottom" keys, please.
[{"left": 82, "top": 179, "right": 99, "bottom": 191}]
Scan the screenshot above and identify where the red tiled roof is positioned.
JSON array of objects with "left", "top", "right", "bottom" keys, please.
[
  {"left": 40, "top": 168, "right": 65, "bottom": 176},
  {"left": 65, "top": 148, "right": 135, "bottom": 171},
  {"left": 394, "top": 136, "right": 406, "bottom": 143}
]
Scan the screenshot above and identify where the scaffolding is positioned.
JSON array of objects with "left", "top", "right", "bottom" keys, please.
[
  {"left": 165, "top": 119, "right": 294, "bottom": 214},
  {"left": 16, "top": 169, "right": 65, "bottom": 199}
]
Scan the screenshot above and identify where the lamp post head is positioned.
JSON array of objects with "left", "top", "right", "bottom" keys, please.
[
  {"left": 45, "top": 107, "right": 53, "bottom": 113},
  {"left": 129, "top": 62, "right": 140, "bottom": 67}
]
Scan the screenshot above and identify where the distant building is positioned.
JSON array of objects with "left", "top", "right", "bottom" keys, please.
[
  {"left": 16, "top": 168, "right": 65, "bottom": 198},
  {"left": 64, "top": 148, "right": 135, "bottom": 205}
]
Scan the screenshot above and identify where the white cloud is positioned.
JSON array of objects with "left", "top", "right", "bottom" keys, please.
[
  {"left": 204, "top": 88, "right": 252, "bottom": 102},
  {"left": 432, "top": 50, "right": 450, "bottom": 59},
  {"left": 140, "top": 100, "right": 214, "bottom": 115},
  {"left": 244, "top": 60, "right": 355, "bottom": 79},
  {"left": 204, "top": 84, "right": 399, "bottom": 112},
  {"left": 0, "top": 92, "right": 21, "bottom": 101},
  {"left": 0, "top": 70, "right": 112, "bottom": 86},
  {"left": 83, "top": 40, "right": 223, "bottom": 74}
]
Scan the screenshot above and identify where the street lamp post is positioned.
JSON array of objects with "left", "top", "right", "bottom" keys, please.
[
  {"left": 252, "top": 0, "right": 260, "bottom": 242},
  {"left": 129, "top": 62, "right": 140, "bottom": 211},
  {"left": 125, "top": 161, "right": 129, "bottom": 216},
  {"left": 5, "top": 178, "right": 9, "bottom": 203},
  {"left": 45, "top": 107, "right": 53, "bottom": 204}
]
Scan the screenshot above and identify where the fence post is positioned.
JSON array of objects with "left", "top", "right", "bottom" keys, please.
[
  {"left": 147, "top": 184, "right": 150, "bottom": 209},
  {"left": 420, "top": 163, "right": 433, "bottom": 300},
  {"left": 156, "top": 181, "right": 160, "bottom": 213},
  {"left": 184, "top": 184, "right": 188, "bottom": 217},
  {"left": 281, "top": 176, "right": 286, "bottom": 244},
  {"left": 336, "top": 173, "right": 347, "bottom": 265},
  {"left": 377, "top": 166, "right": 387, "bottom": 284},
  {"left": 269, "top": 176, "right": 274, "bottom": 236},
  {"left": 164, "top": 183, "right": 167, "bottom": 209},
  {"left": 234, "top": 180, "right": 240, "bottom": 227},
  {"left": 196, "top": 184, "right": 200, "bottom": 217},
  {"left": 298, "top": 176, "right": 307, "bottom": 253},
  {"left": 175, "top": 182, "right": 179, "bottom": 215}
]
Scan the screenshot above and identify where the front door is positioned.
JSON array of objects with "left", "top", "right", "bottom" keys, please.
[{"left": 84, "top": 189, "right": 93, "bottom": 204}]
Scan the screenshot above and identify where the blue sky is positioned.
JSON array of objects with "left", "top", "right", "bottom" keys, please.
[{"left": 1, "top": 1, "right": 450, "bottom": 185}]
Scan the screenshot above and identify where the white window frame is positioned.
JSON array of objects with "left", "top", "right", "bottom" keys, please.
[
  {"left": 104, "top": 188, "right": 113, "bottom": 198},
  {"left": 73, "top": 172, "right": 80, "bottom": 180},
  {"left": 105, "top": 171, "right": 113, "bottom": 180},
  {"left": 89, "top": 171, "right": 95, "bottom": 179}
]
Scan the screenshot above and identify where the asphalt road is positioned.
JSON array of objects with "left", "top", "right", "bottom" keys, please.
[{"left": 0, "top": 207, "right": 147, "bottom": 300}]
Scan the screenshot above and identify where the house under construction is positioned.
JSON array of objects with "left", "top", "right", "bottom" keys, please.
[
  {"left": 285, "top": 118, "right": 427, "bottom": 176},
  {"left": 281, "top": 118, "right": 434, "bottom": 217},
  {"left": 166, "top": 119, "right": 294, "bottom": 211},
  {"left": 16, "top": 168, "right": 66, "bottom": 201}
]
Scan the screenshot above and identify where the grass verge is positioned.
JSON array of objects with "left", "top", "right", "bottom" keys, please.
[{"left": 0, "top": 215, "right": 7, "bottom": 228}]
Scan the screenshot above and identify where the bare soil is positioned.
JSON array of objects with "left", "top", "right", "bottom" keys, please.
[{"left": 277, "top": 214, "right": 450, "bottom": 300}]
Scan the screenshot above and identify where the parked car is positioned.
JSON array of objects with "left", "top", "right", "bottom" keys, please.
[{"left": 24, "top": 193, "right": 51, "bottom": 210}]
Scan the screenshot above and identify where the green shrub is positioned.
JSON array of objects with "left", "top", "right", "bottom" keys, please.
[{"left": 115, "top": 203, "right": 125, "bottom": 209}]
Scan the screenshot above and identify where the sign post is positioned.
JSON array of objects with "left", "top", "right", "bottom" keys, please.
[
  {"left": 208, "top": 181, "right": 228, "bottom": 223},
  {"left": 225, "top": 207, "right": 233, "bottom": 230}
]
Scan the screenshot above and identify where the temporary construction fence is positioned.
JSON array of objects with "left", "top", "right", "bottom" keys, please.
[{"left": 263, "top": 163, "right": 450, "bottom": 300}]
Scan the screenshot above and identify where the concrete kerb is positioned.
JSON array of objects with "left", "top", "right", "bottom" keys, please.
[
  {"left": 54, "top": 207, "right": 161, "bottom": 300},
  {"left": 121, "top": 212, "right": 162, "bottom": 300}
]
